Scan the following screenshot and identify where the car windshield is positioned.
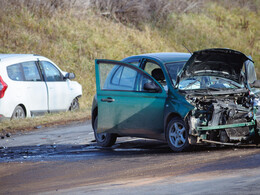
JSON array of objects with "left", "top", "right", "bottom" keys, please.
[
  {"left": 178, "top": 76, "right": 243, "bottom": 90},
  {"left": 165, "top": 61, "right": 186, "bottom": 85}
]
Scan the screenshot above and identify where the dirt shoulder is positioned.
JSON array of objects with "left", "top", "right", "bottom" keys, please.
[{"left": 0, "top": 109, "right": 91, "bottom": 136}]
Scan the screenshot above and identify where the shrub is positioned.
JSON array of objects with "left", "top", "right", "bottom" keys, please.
[
  {"left": 0, "top": 0, "right": 76, "bottom": 17},
  {"left": 89, "top": 0, "right": 171, "bottom": 26},
  {"left": 89, "top": 0, "right": 206, "bottom": 26}
]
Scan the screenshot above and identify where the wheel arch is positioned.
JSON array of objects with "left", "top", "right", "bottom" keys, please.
[
  {"left": 69, "top": 95, "right": 81, "bottom": 111},
  {"left": 13, "top": 104, "right": 27, "bottom": 118},
  {"left": 164, "top": 112, "right": 183, "bottom": 138},
  {"left": 92, "top": 106, "right": 98, "bottom": 130}
]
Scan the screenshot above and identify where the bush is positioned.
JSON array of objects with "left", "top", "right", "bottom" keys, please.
[
  {"left": 213, "top": 0, "right": 259, "bottom": 12},
  {"left": 89, "top": 0, "right": 171, "bottom": 26},
  {"left": 89, "top": 0, "right": 206, "bottom": 26},
  {"left": 0, "top": 0, "right": 76, "bottom": 17}
]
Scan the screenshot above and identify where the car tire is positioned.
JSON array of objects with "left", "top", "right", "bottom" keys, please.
[
  {"left": 166, "top": 117, "right": 189, "bottom": 152},
  {"left": 69, "top": 98, "right": 79, "bottom": 111},
  {"left": 11, "top": 105, "right": 25, "bottom": 120},
  {"left": 93, "top": 116, "right": 117, "bottom": 147}
]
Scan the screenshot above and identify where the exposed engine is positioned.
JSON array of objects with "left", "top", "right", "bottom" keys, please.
[{"left": 186, "top": 92, "right": 257, "bottom": 143}]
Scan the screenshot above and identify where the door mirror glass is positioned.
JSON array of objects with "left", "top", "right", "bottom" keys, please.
[{"left": 65, "top": 72, "right": 75, "bottom": 80}]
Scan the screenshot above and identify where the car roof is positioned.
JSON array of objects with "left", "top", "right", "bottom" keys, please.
[
  {"left": 123, "top": 52, "right": 191, "bottom": 63},
  {"left": 0, "top": 54, "right": 35, "bottom": 58},
  {"left": 0, "top": 54, "right": 39, "bottom": 61}
]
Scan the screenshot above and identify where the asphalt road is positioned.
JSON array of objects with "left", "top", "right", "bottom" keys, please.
[{"left": 0, "top": 121, "right": 260, "bottom": 194}]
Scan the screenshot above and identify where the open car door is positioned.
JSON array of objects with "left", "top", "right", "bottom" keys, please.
[{"left": 95, "top": 59, "right": 167, "bottom": 138}]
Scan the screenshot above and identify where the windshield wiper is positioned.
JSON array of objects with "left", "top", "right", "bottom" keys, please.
[{"left": 204, "top": 86, "right": 221, "bottom": 91}]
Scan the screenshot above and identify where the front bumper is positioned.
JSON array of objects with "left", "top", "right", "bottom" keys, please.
[
  {"left": 194, "top": 107, "right": 260, "bottom": 141},
  {"left": 196, "top": 120, "right": 255, "bottom": 131}
]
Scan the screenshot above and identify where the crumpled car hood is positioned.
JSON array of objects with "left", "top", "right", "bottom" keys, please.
[{"left": 179, "top": 48, "right": 251, "bottom": 84}]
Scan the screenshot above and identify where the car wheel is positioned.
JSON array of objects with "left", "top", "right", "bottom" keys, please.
[
  {"left": 93, "top": 116, "right": 117, "bottom": 147},
  {"left": 11, "top": 105, "right": 25, "bottom": 120},
  {"left": 69, "top": 98, "right": 79, "bottom": 111},
  {"left": 166, "top": 117, "right": 189, "bottom": 152}
]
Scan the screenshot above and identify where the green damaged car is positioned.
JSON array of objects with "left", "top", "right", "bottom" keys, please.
[{"left": 92, "top": 48, "right": 260, "bottom": 152}]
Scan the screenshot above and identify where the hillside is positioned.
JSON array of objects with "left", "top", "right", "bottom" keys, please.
[{"left": 0, "top": 0, "right": 259, "bottom": 109}]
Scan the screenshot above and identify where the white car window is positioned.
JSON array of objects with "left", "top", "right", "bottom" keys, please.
[
  {"left": 22, "top": 61, "right": 41, "bottom": 81},
  {"left": 41, "top": 61, "right": 63, "bottom": 82},
  {"left": 7, "top": 64, "right": 24, "bottom": 81}
]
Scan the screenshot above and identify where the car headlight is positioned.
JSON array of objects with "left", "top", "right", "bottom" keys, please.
[{"left": 253, "top": 98, "right": 260, "bottom": 107}]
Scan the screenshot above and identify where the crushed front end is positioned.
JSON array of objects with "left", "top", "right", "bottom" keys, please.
[
  {"left": 175, "top": 48, "right": 260, "bottom": 145},
  {"left": 185, "top": 90, "right": 259, "bottom": 145}
]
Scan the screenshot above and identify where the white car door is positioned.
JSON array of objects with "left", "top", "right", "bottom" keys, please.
[
  {"left": 6, "top": 61, "right": 48, "bottom": 116},
  {"left": 40, "top": 61, "right": 71, "bottom": 112},
  {"left": 21, "top": 61, "right": 49, "bottom": 115}
]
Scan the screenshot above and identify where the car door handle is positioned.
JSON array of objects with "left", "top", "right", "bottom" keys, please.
[{"left": 101, "top": 98, "right": 115, "bottom": 103}]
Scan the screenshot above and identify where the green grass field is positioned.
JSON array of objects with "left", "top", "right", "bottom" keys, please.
[{"left": 0, "top": 1, "right": 259, "bottom": 132}]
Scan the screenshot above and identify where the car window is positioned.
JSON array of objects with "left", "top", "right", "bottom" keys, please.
[
  {"left": 102, "top": 64, "right": 137, "bottom": 90},
  {"left": 41, "top": 61, "right": 63, "bottom": 82},
  {"left": 165, "top": 61, "right": 186, "bottom": 85},
  {"left": 119, "top": 66, "right": 137, "bottom": 89},
  {"left": 179, "top": 76, "right": 242, "bottom": 90},
  {"left": 21, "top": 61, "right": 41, "bottom": 81},
  {"left": 144, "top": 61, "right": 168, "bottom": 91},
  {"left": 144, "top": 62, "right": 160, "bottom": 75},
  {"left": 127, "top": 61, "right": 139, "bottom": 66},
  {"left": 130, "top": 62, "right": 139, "bottom": 66},
  {"left": 99, "top": 62, "right": 160, "bottom": 92},
  {"left": 7, "top": 63, "right": 24, "bottom": 81},
  {"left": 111, "top": 66, "right": 123, "bottom": 85},
  {"left": 122, "top": 59, "right": 140, "bottom": 66}
]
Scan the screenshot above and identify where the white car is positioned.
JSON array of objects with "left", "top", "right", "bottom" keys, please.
[{"left": 0, "top": 54, "right": 82, "bottom": 120}]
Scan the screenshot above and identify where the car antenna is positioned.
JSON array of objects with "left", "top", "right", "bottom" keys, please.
[{"left": 182, "top": 43, "right": 192, "bottom": 54}]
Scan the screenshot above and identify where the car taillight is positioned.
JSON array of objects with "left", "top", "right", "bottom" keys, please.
[{"left": 0, "top": 76, "right": 7, "bottom": 98}]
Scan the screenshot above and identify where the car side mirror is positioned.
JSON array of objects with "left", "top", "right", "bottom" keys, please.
[
  {"left": 245, "top": 58, "right": 257, "bottom": 84},
  {"left": 65, "top": 73, "right": 76, "bottom": 80},
  {"left": 144, "top": 82, "right": 161, "bottom": 92},
  {"left": 250, "top": 80, "right": 260, "bottom": 88}
]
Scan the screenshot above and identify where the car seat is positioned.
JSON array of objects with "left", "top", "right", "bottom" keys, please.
[{"left": 151, "top": 68, "right": 166, "bottom": 86}]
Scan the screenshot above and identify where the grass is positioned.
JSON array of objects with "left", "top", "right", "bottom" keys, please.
[
  {"left": 0, "top": 1, "right": 259, "bottom": 133},
  {"left": 158, "top": 3, "right": 260, "bottom": 71},
  {"left": 0, "top": 109, "right": 91, "bottom": 135}
]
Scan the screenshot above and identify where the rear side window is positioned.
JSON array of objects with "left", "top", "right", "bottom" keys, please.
[
  {"left": 111, "top": 66, "right": 137, "bottom": 89},
  {"left": 119, "top": 67, "right": 137, "bottom": 89},
  {"left": 7, "top": 64, "right": 24, "bottom": 81},
  {"left": 99, "top": 62, "right": 160, "bottom": 92},
  {"left": 7, "top": 61, "right": 42, "bottom": 82},
  {"left": 111, "top": 66, "right": 123, "bottom": 85},
  {"left": 22, "top": 61, "right": 41, "bottom": 81}
]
